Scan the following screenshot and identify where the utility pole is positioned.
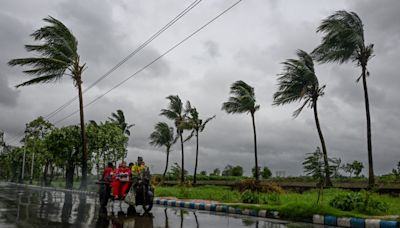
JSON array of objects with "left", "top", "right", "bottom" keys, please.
[
  {"left": 21, "top": 146, "right": 26, "bottom": 183},
  {"left": 30, "top": 151, "right": 35, "bottom": 184}
]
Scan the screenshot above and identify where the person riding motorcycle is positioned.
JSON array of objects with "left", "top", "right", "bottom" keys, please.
[
  {"left": 132, "top": 157, "right": 146, "bottom": 175},
  {"left": 131, "top": 157, "right": 151, "bottom": 185},
  {"left": 102, "top": 162, "right": 114, "bottom": 183},
  {"left": 112, "top": 161, "right": 131, "bottom": 200}
]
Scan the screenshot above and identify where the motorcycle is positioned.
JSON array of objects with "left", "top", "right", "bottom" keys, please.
[{"left": 97, "top": 168, "right": 154, "bottom": 213}]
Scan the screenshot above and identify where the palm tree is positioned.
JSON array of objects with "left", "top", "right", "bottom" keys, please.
[
  {"left": 273, "top": 50, "right": 332, "bottom": 187},
  {"left": 149, "top": 122, "right": 176, "bottom": 177},
  {"left": 222, "top": 80, "right": 260, "bottom": 180},
  {"left": 8, "top": 16, "right": 90, "bottom": 190},
  {"left": 160, "top": 95, "right": 186, "bottom": 183},
  {"left": 312, "top": 10, "right": 375, "bottom": 187},
  {"left": 181, "top": 101, "right": 215, "bottom": 184},
  {"left": 109, "top": 109, "right": 134, "bottom": 136}
]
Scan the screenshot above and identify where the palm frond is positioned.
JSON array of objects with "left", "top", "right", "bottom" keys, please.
[
  {"left": 222, "top": 80, "right": 259, "bottom": 115},
  {"left": 273, "top": 50, "right": 321, "bottom": 117},
  {"left": 312, "top": 10, "right": 367, "bottom": 65},
  {"left": 160, "top": 109, "right": 179, "bottom": 120},
  {"left": 183, "top": 130, "right": 195, "bottom": 143},
  {"left": 200, "top": 115, "right": 216, "bottom": 132},
  {"left": 15, "top": 74, "right": 64, "bottom": 87},
  {"left": 8, "top": 16, "right": 80, "bottom": 87}
]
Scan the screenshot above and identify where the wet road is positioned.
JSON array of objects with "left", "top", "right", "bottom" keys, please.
[{"left": 0, "top": 183, "right": 318, "bottom": 228}]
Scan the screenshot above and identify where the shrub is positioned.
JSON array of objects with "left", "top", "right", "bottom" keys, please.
[
  {"left": 329, "top": 192, "right": 363, "bottom": 211},
  {"left": 329, "top": 191, "right": 389, "bottom": 214},
  {"left": 241, "top": 190, "right": 260, "bottom": 204}
]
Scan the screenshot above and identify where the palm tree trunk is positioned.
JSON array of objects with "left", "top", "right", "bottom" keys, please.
[
  {"left": 77, "top": 76, "right": 88, "bottom": 190},
  {"left": 362, "top": 65, "right": 374, "bottom": 188},
  {"left": 313, "top": 98, "right": 332, "bottom": 187},
  {"left": 251, "top": 112, "right": 259, "bottom": 181},
  {"left": 194, "top": 131, "right": 199, "bottom": 185},
  {"left": 163, "top": 146, "right": 170, "bottom": 178},
  {"left": 180, "top": 131, "right": 185, "bottom": 183}
]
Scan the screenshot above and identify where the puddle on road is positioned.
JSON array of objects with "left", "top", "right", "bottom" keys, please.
[{"left": 0, "top": 183, "right": 315, "bottom": 228}]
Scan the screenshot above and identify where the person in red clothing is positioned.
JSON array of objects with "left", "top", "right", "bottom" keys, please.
[
  {"left": 112, "top": 161, "right": 131, "bottom": 200},
  {"left": 102, "top": 162, "right": 114, "bottom": 183}
]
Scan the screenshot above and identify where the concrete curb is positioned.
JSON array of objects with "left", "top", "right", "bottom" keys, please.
[
  {"left": 9, "top": 182, "right": 98, "bottom": 196},
  {"left": 155, "top": 198, "right": 399, "bottom": 228},
  {"left": 312, "top": 215, "right": 399, "bottom": 228},
  {"left": 154, "top": 198, "right": 279, "bottom": 219}
]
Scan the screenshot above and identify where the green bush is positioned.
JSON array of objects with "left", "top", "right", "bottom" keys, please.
[
  {"left": 329, "top": 191, "right": 389, "bottom": 214},
  {"left": 329, "top": 192, "right": 363, "bottom": 211},
  {"left": 263, "top": 193, "right": 281, "bottom": 205},
  {"left": 241, "top": 190, "right": 260, "bottom": 204}
]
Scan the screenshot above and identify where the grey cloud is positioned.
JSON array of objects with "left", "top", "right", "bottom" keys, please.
[{"left": 0, "top": 74, "right": 19, "bottom": 107}]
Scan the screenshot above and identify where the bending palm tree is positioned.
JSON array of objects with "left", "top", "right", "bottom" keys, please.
[
  {"left": 160, "top": 95, "right": 186, "bottom": 183},
  {"left": 273, "top": 50, "right": 332, "bottom": 187},
  {"left": 149, "top": 122, "right": 176, "bottom": 177},
  {"left": 109, "top": 109, "right": 134, "bottom": 136},
  {"left": 182, "top": 101, "right": 215, "bottom": 184},
  {"left": 8, "top": 16, "right": 90, "bottom": 190},
  {"left": 312, "top": 11, "right": 375, "bottom": 187},
  {"left": 222, "top": 81, "right": 260, "bottom": 180}
]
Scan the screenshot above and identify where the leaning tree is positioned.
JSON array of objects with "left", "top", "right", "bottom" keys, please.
[
  {"left": 312, "top": 10, "right": 375, "bottom": 187},
  {"left": 222, "top": 80, "right": 260, "bottom": 180},
  {"left": 8, "top": 16, "right": 90, "bottom": 189},
  {"left": 149, "top": 122, "right": 176, "bottom": 178},
  {"left": 273, "top": 50, "right": 332, "bottom": 187}
]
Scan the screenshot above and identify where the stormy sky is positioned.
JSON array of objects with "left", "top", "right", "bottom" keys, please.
[{"left": 1, "top": 0, "right": 399, "bottom": 176}]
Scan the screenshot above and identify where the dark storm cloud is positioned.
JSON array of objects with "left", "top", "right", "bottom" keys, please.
[{"left": 1, "top": 0, "right": 399, "bottom": 176}]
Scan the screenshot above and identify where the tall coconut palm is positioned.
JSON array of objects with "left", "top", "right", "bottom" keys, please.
[
  {"left": 109, "top": 109, "right": 134, "bottom": 136},
  {"left": 312, "top": 10, "right": 375, "bottom": 187},
  {"left": 222, "top": 80, "right": 260, "bottom": 180},
  {"left": 273, "top": 50, "right": 332, "bottom": 187},
  {"left": 181, "top": 101, "right": 215, "bottom": 184},
  {"left": 160, "top": 95, "right": 186, "bottom": 183},
  {"left": 149, "top": 122, "right": 176, "bottom": 177},
  {"left": 8, "top": 16, "right": 90, "bottom": 190}
]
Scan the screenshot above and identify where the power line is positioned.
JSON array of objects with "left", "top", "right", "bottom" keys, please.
[
  {"left": 54, "top": 0, "right": 243, "bottom": 125},
  {"left": 6, "top": 0, "right": 202, "bottom": 146},
  {"left": 45, "top": 0, "right": 202, "bottom": 120}
]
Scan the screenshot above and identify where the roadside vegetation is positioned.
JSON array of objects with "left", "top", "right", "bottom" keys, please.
[{"left": 155, "top": 185, "right": 400, "bottom": 220}]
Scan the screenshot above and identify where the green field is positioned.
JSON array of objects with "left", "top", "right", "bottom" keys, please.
[{"left": 155, "top": 185, "right": 400, "bottom": 221}]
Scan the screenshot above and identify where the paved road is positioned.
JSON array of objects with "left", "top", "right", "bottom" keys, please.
[{"left": 0, "top": 183, "right": 319, "bottom": 227}]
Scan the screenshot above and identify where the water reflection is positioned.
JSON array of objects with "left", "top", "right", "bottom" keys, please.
[{"left": 0, "top": 183, "right": 314, "bottom": 228}]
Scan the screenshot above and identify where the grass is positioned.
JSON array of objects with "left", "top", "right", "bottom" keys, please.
[{"left": 155, "top": 186, "right": 400, "bottom": 221}]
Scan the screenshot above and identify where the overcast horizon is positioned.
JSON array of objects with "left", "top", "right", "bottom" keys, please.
[{"left": 1, "top": 0, "right": 399, "bottom": 177}]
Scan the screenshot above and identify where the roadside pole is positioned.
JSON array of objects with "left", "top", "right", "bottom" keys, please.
[
  {"left": 21, "top": 147, "right": 26, "bottom": 183},
  {"left": 30, "top": 151, "right": 34, "bottom": 184}
]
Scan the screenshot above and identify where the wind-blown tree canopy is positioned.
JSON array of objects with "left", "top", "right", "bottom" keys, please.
[
  {"left": 87, "top": 121, "right": 128, "bottom": 174},
  {"left": 45, "top": 126, "right": 81, "bottom": 189},
  {"left": 22, "top": 117, "right": 55, "bottom": 186},
  {"left": 181, "top": 101, "right": 215, "bottom": 184},
  {"left": 222, "top": 80, "right": 260, "bottom": 180},
  {"left": 149, "top": 122, "right": 176, "bottom": 177},
  {"left": 8, "top": 16, "right": 90, "bottom": 190},
  {"left": 108, "top": 109, "right": 134, "bottom": 136},
  {"left": 160, "top": 95, "right": 186, "bottom": 183},
  {"left": 312, "top": 10, "right": 375, "bottom": 187},
  {"left": 273, "top": 50, "right": 332, "bottom": 187}
]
